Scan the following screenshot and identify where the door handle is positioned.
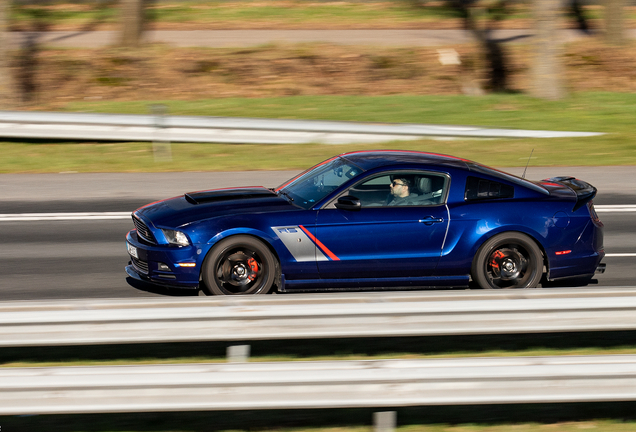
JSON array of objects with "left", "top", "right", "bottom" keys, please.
[{"left": 419, "top": 216, "right": 444, "bottom": 225}]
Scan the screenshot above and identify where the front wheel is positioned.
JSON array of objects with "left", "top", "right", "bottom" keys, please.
[
  {"left": 201, "top": 236, "right": 278, "bottom": 295},
  {"left": 471, "top": 232, "right": 543, "bottom": 289}
]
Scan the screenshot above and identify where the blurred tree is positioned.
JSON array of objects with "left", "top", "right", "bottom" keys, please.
[
  {"left": 568, "top": 0, "right": 591, "bottom": 33},
  {"left": 446, "top": 0, "right": 511, "bottom": 92},
  {"left": 530, "top": 0, "right": 566, "bottom": 100},
  {"left": 14, "top": 6, "right": 49, "bottom": 104},
  {"left": 416, "top": 0, "right": 583, "bottom": 99},
  {"left": 0, "top": 0, "right": 14, "bottom": 108},
  {"left": 605, "top": 0, "right": 625, "bottom": 45},
  {"left": 120, "top": 0, "right": 144, "bottom": 47}
]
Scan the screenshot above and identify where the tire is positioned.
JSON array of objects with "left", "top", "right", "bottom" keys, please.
[
  {"left": 471, "top": 232, "right": 543, "bottom": 289},
  {"left": 201, "top": 236, "right": 277, "bottom": 295}
]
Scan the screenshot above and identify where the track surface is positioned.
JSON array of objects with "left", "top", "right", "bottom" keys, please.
[{"left": 1, "top": 169, "right": 633, "bottom": 301}]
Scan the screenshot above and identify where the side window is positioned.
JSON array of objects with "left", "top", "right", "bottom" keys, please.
[
  {"left": 348, "top": 174, "right": 392, "bottom": 207},
  {"left": 465, "top": 176, "right": 514, "bottom": 201},
  {"left": 343, "top": 171, "right": 448, "bottom": 208}
]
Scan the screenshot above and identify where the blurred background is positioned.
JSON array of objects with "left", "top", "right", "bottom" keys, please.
[
  {"left": 1, "top": 2, "right": 636, "bottom": 432},
  {"left": 1, "top": 0, "right": 636, "bottom": 171}
]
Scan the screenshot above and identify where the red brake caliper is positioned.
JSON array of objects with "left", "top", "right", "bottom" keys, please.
[
  {"left": 490, "top": 250, "right": 505, "bottom": 270},
  {"left": 246, "top": 257, "right": 259, "bottom": 281}
]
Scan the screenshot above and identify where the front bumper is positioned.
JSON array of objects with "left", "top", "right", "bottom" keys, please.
[{"left": 125, "top": 230, "right": 201, "bottom": 289}]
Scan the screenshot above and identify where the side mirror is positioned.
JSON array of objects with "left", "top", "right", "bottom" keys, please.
[{"left": 335, "top": 195, "right": 361, "bottom": 211}]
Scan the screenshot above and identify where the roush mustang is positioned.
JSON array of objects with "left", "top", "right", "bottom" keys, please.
[{"left": 125, "top": 150, "right": 605, "bottom": 295}]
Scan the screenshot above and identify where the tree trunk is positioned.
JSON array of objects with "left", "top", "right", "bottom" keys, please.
[
  {"left": 569, "top": 0, "right": 590, "bottom": 33},
  {"left": 120, "top": 0, "right": 144, "bottom": 47},
  {"left": 0, "top": 0, "right": 14, "bottom": 108},
  {"left": 530, "top": 0, "right": 566, "bottom": 100},
  {"left": 461, "top": 5, "right": 509, "bottom": 93},
  {"left": 605, "top": 0, "right": 625, "bottom": 45}
]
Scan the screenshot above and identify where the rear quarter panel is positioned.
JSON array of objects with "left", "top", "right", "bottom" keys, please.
[{"left": 436, "top": 169, "right": 579, "bottom": 277}]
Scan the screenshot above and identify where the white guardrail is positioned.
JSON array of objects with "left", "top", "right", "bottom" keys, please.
[
  {"left": 3, "top": 289, "right": 636, "bottom": 415},
  {"left": 2, "top": 288, "right": 636, "bottom": 347},
  {"left": 2, "top": 355, "right": 636, "bottom": 415},
  {"left": 0, "top": 111, "right": 603, "bottom": 144}
]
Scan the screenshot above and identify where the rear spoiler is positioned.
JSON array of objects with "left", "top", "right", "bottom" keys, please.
[{"left": 544, "top": 176, "right": 597, "bottom": 211}]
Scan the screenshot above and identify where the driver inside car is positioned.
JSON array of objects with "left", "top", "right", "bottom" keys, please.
[{"left": 387, "top": 177, "right": 418, "bottom": 206}]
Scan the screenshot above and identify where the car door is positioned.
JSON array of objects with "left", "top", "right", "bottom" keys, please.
[{"left": 313, "top": 171, "right": 450, "bottom": 281}]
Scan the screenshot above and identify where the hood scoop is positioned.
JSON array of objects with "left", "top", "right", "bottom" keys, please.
[{"left": 184, "top": 187, "right": 277, "bottom": 205}]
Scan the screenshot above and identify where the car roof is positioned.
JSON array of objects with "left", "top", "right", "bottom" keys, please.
[
  {"left": 338, "top": 151, "right": 549, "bottom": 194},
  {"left": 338, "top": 150, "right": 471, "bottom": 171}
]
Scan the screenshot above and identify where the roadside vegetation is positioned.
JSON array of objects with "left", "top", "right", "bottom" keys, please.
[
  {"left": 12, "top": 0, "right": 635, "bottom": 30},
  {"left": 3, "top": 4, "right": 636, "bottom": 173},
  {"left": 2, "top": 91, "right": 635, "bottom": 173},
  {"left": 3, "top": 331, "right": 636, "bottom": 368},
  {"left": 5, "top": 415, "right": 636, "bottom": 432},
  {"left": 2, "top": 39, "right": 636, "bottom": 172}
]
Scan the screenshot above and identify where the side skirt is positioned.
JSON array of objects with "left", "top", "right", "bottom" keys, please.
[{"left": 282, "top": 275, "right": 470, "bottom": 291}]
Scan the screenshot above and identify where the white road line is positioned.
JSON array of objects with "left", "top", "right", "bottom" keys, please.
[
  {"left": 596, "top": 205, "right": 636, "bottom": 212},
  {"left": 606, "top": 253, "right": 636, "bottom": 257},
  {"left": 0, "top": 212, "right": 130, "bottom": 221}
]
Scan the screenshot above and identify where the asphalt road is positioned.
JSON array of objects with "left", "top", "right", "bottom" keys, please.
[
  {"left": 0, "top": 168, "right": 633, "bottom": 301},
  {"left": 11, "top": 29, "right": 636, "bottom": 48}
]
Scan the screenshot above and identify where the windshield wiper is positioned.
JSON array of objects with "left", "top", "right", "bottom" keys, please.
[{"left": 277, "top": 190, "right": 294, "bottom": 202}]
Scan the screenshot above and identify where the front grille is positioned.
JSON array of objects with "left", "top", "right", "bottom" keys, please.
[
  {"left": 131, "top": 257, "right": 149, "bottom": 274},
  {"left": 133, "top": 216, "right": 156, "bottom": 244}
]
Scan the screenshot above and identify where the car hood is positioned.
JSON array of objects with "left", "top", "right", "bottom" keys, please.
[{"left": 133, "top": 186, "right": 295, "bottom": 228}]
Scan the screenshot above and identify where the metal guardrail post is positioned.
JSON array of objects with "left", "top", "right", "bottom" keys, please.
[
  {"left": 374, "top": 411, "right": 397, "bottom": 432},
  {"left": 151, "top": 104, "right": 172, "bottom": 162},
  {"left": 227, "top": 344, "right": 251, "bottom": 362}
]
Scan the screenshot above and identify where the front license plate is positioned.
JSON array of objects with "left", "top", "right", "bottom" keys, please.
[{"left": 127, "top": 242, "right": 139, "bottom": 259}]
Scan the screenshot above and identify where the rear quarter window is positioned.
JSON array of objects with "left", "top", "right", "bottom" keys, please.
[{"left": 465, "top": 176, "right": 514, "bottom": 201}]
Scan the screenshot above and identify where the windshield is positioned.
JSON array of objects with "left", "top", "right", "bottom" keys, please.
[{"left": 278, "top": 157, "right": 364, "bottom": 209}]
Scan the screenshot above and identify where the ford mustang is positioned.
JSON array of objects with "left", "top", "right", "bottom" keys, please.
[{"left": 125, "top": 150, "right": 605, "bottom": 295}]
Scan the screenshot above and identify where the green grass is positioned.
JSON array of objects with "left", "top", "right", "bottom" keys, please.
[
  {"left": 65, "top": 92, "right": 635, "bottom": 131},
  {"left": 3, "top": 332, "right": 636, "bottom": 368},
  {"left": 12, "top": 3, "right": 118, "bottom": 28},
  {"left": 8, "top": 1, "right": 468, "bottom": 28},
  {"left": 3, "top": 92, "right": 634, "bottom": 173},
  {"left": 3, "top": 345, "right": 636, "bottom": 368},
  {"left": 11, "top": 1, "right": 636, "bottom": 29},
  {"left": 144, "top": 1, "right": 465, "bottom": 25},
  {"left": 4, "top": 417, "right": 636, "bottom": 432}
]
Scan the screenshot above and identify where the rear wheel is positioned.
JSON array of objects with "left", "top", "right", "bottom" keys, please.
[
  {"left": 472, "top": 232, "right": 543, "bottom": 289},
  {"left": 201, "top": 236, "right": 277, "bottom": 295}
]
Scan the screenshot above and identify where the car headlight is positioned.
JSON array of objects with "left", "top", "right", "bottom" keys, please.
[{"left": 162, "top": 229, "right": 190, "bottom": 246}]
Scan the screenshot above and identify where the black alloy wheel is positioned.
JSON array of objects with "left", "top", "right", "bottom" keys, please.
[
  {"left": 472, "top": 232, "right": 544, "bottom": 289},
  {"left": 202, "top": 236, "right": 277, "bottom": 295}
]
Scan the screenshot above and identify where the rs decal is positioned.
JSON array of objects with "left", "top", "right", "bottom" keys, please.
[
  {"left": 298, "top": 225, "right": 340, "bottom": 261},
  {"left": 272, "top": 225, "right": 340, "bottom": 262}
]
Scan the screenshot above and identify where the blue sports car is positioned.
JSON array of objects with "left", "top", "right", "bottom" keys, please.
[{"left": 125, "top": 150, "right": 605, "bottom": 295}]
